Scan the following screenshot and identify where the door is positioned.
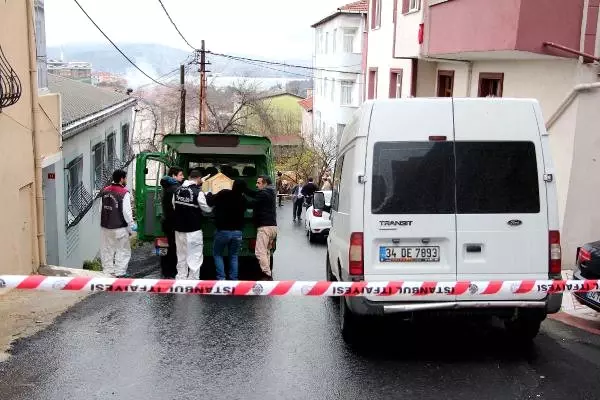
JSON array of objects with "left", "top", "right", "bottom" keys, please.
[
  {"left": 135, "top": 152, "right": 170, "bottom": 241},
  {"left": 453, "top": 99, "right": 548, "bottom": 301},
  {"left": 363, "top": 99, "right": 457, "bottom": 302}
]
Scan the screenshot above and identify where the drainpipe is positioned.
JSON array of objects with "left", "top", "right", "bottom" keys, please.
[
  {"left": 546, "top": 82, "right": 600, "bottom": 130},
  {"left": 25, "top": 0, "right": 47, "bottom": 270}
]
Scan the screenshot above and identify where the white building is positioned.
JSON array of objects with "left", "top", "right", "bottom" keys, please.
[
  {"left": 364, "top": 0, "right": 600, "bottom": 265},
  {"left": 43, "top": 74, "right": 137, "bottom": 268},
  {"left": 311, "top": 0, "right": 368, "bottom": 143}
]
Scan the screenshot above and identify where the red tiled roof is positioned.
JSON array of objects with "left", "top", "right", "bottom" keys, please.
[
  {"left": 338, "top": 0, "right": 368, "bottom": 13},
  {"left": 298, "top": 96, "right": 313, "bottom": 112},
  {"left": 270, "top": 135, "right": 303, "bottom": 146}
]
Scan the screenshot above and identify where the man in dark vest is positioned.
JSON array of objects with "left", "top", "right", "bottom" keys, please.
[
  {"left": 172, "top": 169, "right": 213, "bottom": 280},
  {"left": 100, "top": 169, "right": 135, "bottom": 277},
  {"left": 160, "top": 166, "right": 184, "bottom": 279}
]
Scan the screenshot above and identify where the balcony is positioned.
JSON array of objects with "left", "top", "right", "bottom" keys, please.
[{"left": 425, "top": 0, "right": 588, "bottom": 60}]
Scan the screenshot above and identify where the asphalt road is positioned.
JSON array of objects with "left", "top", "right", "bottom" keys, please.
[{"left": 1, "top": 202, "right": 600, "bottom": 399}]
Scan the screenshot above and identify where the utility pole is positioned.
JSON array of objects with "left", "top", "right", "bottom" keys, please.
[
  {"left": 198, "top": 40, "right": 209, "bottom": 132},
  {"left": 180, "top": 64, "right": 186, "bottom": 134}
]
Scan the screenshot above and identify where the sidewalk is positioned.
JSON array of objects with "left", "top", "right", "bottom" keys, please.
[
  {"left": 549, "top": 270, "right": 600, "bottom": 335},
  {"left": 0, "top": 242, "right": 159, "bottom": 363}
]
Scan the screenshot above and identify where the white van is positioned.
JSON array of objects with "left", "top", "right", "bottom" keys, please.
[{"left": 326, "top": 98, "right": 563, "bottom": 343}]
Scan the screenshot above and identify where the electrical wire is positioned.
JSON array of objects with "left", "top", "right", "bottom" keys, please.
[
  {"left": 72, "top": 0, "right": 178, "bottom": 89},
  {"left": 208, "top": 51, "right": 361, "bottom": 74},
  {"left": 157, "top": 0, "right": 197, "bottom": 51}
]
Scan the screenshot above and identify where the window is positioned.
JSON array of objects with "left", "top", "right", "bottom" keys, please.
[
  {"left": 437, "top": 70, "right": 454, "bottom": 97},
  {"left": 409, "top": 0, "right": 420, "bottom": 12},
  {"left": 121, "top": 123, "right": 130, "bottom": 160},
  {"left": 371, "top": 140, "right": 540, "bottom": 215},
  {"left": 478, "top": 73, "right": 504, "bottom": 97},
  {"left": 343, "top": 28, "right": 356, "bottom": 53},
  {"left": 330, "top": 79, "right": 335, "bottom": 101},
  {"left": 340, "top": 80, "right": 354, "bottom": 105},
  {"left": 371, "top": 0, "right": 382, "bottom": 29},
  {"left": 368, "top": 69, "right": 378, "bottom": 100},
  {"left": 107, "top": 132, "right": 116, "bottom": 164},
  {"left": 332, "top": 154, "right": 345, "bottom": 211},
  {"left": 372, "top": 142, "right": 455, "bottom": 214},
  {"left": 92, "top": 142, "right": 106, "bottom": 190},
  {"left": 325, "top": 32, "right": 329, "bottom": 53},
  {"left": 389, "top": 69, "right": 403, "bottom": 98},
  {"left": 456, "top": 142, "right": 539, "bottom": 214},
  {"left": 332, "top": 29, "right": 337, "bottom": 53},
  {"left": 65, "top": 155, "right": 91, "bottom": 224},
  {"left": 337, "top": 124, "right": 346, "bottom": 137}
]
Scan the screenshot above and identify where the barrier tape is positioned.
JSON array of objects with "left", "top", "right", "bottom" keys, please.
[{"left": 0, "top": 275, "right": 598, "bottom": 297}]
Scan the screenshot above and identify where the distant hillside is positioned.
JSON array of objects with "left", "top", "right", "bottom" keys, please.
[{"left": 47, "top": 43, "right": 313, "bottom": 84}]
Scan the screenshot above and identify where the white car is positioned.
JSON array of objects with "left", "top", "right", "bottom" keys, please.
[
  {"left": 327, "top": 98, "right": 563, "bottom": 344},
  {"left": 305, "top": 190, "right": 332, "bottom": 242}
]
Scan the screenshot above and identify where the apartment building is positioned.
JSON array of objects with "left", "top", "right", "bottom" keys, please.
[
  {"left": 311, "top": 0, "right": 368, "bottom": 143},
  {"left": 364, "top": 0, "right": 600, "bottom": 264},
  {"left": 0, "top": 0, "right": 62, "bottom": 274}
]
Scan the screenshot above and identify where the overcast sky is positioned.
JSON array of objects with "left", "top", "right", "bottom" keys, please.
[{"left": 45, "top": 0, "right": 342, "bottom": 59}]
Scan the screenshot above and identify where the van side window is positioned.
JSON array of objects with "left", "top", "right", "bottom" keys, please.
[
  {"left": 455, "top": 141, "right": 540, "bottom": 213},
  {"left": 331, "top": 154, "right": 345, "bottom": 211},
  {"left": 372, "top": 142, "right": 455, "bottom": 214}
]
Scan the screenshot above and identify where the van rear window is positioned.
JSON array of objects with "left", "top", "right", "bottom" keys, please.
[
  {"left": 455, "top": 141, "right": 540, "bottom": 214},
  {"left": 371, "top": 141, "right": 540, "bottom": 215},
  {"left": 371, "top": 142, "right": 455, "bottom": 214}
]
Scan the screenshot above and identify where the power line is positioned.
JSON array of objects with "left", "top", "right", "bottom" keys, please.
[
  {"left": 72, "top": 0, "right": 177, "bottom": 89},
  {"left": 157, "top": 0, "right": 197, "bottom": 51},
  {"left": 208, "top": 51, "right": 361, "bottom": 74}
]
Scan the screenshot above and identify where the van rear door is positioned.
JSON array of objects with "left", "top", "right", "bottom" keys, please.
[
  {"left": 453, "top": 99, "right": 548, "bottom": 302},
  {"left": 363, "top": 99, "right": 457, "bottom": 302}
]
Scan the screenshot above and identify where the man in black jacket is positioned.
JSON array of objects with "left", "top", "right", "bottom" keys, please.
[
  {"left": 245, "top": 175, "right": 277, "bottom": 280},
  {"left": 159, "top": 166, "right": 183, "bottom": 278}
]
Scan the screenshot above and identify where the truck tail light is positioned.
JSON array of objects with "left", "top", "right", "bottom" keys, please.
[
  {"left": 578, "top": 247, "right": 592, "bottom": 263},
  {"left": 155, "top": 237, "right": 168, "bottom": 248},
  {"left": 549, "top": 230, "right": 561, "bottom": 274},
  {"left": 313, "top": 209, "right": 322, "bottom": 217},
  {"left": 349, "top": 232, "right": 364, "bottom": 276}
]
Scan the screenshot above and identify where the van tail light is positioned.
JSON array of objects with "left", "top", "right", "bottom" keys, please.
[
  {"left": 549, "top": 230, "right": 561, "bottom": 274},
  {"left": 578, "top": 247, "right": 592, "bottom": 263},
  {"left": 249, "top": 239, "right": 256, "bottom": 251},
  {"left": 428, "top": 135, "right": 447, "bottom": 141},
  {"left": 349, "top": 232, "right": 364, "bottom": 276},
  {"left": 313, "top": 209, "right": 323, "bottom": 217}
]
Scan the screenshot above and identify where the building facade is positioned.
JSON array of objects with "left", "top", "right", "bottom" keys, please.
[
  {"left": 362, "top": 0, "right": 600, "bottom": 264},
  {"left": 0, "top": 0, "right": 61, "bottom": 274},
  {"left": 44, "top": 74, "right": 137, "bottom": 268},
  {"left": 311, "top": 1, "right": 368, "bottom": 143},
  {"left": 48, "top": 60, "right": 93, "bottom": 84},
  {"left": 298, "top": 90, "right": 314, "bottom": 140}
]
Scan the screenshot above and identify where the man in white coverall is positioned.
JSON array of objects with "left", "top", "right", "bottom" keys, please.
[
  {"left": 172, "top": 169, "right": 213, "bottom": 280},
  {"left": 99, "top": 169, "right": 135, "bottom": 277}
]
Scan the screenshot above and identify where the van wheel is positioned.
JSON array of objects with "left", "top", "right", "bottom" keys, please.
[
  {"left": 505, "top": 312, "right": 543, "bottom": 342},
  {"left": 326, "top": 253, "right": 336, "bottom": 281},
  {"left": 340, "top": 297, "right": 361, "bottom": 345}
]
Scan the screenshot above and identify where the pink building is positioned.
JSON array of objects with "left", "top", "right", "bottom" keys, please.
[{"left": 364, "top": 0, "right": 600, "bottom": 265}]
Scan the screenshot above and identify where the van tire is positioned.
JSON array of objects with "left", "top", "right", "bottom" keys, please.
[
  {"left": 340, "top": 297, "right": 361, "bottom": 344},
  {"left": 505, "top": 313, "right": 542, "bottom": 342},
  {"left": 326, "top": 253, "right": 336, "bottom": 281}
]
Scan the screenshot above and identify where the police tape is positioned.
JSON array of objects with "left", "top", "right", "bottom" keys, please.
[{"left": 0, "top": 275, "right": 599, "bottom": 297}]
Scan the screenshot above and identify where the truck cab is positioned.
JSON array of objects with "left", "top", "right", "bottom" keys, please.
[{"left": 135, "top": 133, "right": 276, "bottom": 279}]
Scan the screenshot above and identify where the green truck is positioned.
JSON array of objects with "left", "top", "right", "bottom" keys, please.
[{"left": 134, "top": 133, "right": 276, "bottom": 279}]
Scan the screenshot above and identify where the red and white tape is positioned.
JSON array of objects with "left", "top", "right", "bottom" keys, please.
[{"left": 0, "top": 275, "right": 598, "bottom": 297}]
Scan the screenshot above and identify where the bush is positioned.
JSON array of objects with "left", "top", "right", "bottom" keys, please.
[{"left": 83, "top": 258, "right": 102, "bottom": 271}]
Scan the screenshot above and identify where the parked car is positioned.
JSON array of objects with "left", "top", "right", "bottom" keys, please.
[
  {"left": 326, "top": 97, "right": 563, "bottom": 344},
  {"left": 573, "top": 241, "right": 600, "bottom": 312},
  {"left": 305, "top": 190, "right": 332, "bottom": 242}
]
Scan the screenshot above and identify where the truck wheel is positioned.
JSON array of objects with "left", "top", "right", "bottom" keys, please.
[
  {"left": 505, "top": 312, "right": 543, "bottom": 342},
  {"left": 340, "top": 297, "right": 361, "bottom": 345}
]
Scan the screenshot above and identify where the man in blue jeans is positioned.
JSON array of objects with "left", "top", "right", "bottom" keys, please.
[{"left": 205, "top": 179, "right": 248, "bottom": 280}]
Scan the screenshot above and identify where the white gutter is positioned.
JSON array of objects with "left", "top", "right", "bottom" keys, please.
[{"left": 546, "top": 82, "right": 600, "bottom": 130}]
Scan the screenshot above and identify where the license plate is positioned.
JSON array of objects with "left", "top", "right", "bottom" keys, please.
[
  {"left": 155, "top": 247, "right": 167, "bottom": 256},
  {"left": 379, "top": 246, "right": 440, "bottom": 262},
  {"left": 586, "top": 291, "right": 600, "bottom": 304}
]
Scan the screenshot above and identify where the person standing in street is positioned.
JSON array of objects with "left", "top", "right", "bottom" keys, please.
[
  {"left": 205, "top": 179, "right": 248, "bottom": 280},
  {"left": 245, "top": 175, "right": 277, "bottom": 280},
  {"left": 100, "top": 169, "right": 135, "bottom": 278},
  {"left": 276, "top": 171, "right": 284, "bottom": 207},
  {"left": 291, "top": 179, "right": 304, "bottom": 222},
  {"left": 159, "top": 166, "right": 184, "bottom": 279},
  {"left": 172, "top": 169, "right": 213, "bottom": 280}
]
